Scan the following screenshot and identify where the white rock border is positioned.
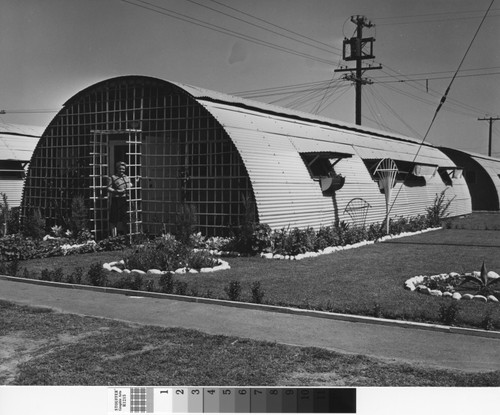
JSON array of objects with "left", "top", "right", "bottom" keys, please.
[
  {"left": 404, "top": 271, "right": 500, "bottom": 303},
  {"left": 260, "top": 227, "right": 442, "bottom": 261},
  {"left": 103, "top": 259, "right": 231, "bottom": 275}
]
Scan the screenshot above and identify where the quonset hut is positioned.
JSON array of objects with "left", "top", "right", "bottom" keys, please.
[
  {"left": 22, "top": 76, "right": 471, "bottom": 239},
  {"left": 439, "top": 147, "right": 500, "bottom": 211},
  {"left": 0, "top": 124, "right": 41, "bottom": 207}
]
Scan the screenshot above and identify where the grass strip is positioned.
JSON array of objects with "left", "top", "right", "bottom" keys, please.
[{"left": 1, "top": 300, "right": 499, "bottom": 386}]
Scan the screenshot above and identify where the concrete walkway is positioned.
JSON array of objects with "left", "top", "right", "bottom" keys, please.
[{"left": 1, "top": 277, "right": 499, "bottom": 373}]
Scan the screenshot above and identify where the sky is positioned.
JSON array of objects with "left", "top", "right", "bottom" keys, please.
[{"left": 1, "top": 0, "right": 499, "bottom": 156}]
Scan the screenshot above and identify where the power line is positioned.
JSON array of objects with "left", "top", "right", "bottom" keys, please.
[
  {"left": 388, "top": 0, "right": 495, "bottom": 216},
  {"left": 374, "top": 70, "right": 500, "bottom": 83},
  {"left": 368, "top": 64, "right": 494, "bottom": 117},
  {"left": 376, "top": 12, "right": 500, "bottom": 26},
  {"left": 206, "top": 0, "right": 343, "bottom": 53},
  {"left": 372, "top": 66, "right": 500, "bottom": 79},
  {"left": 183, "top": 0, "right": 342, "bottom": 56},
  {"left": 374, "top": 8, "right": 500, "bottom": 21},
  {"left": 120, "top": 0, "right": 337, "bottom": 66}
]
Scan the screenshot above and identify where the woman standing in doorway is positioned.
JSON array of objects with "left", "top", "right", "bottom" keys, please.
[{"left": 107, "top": 161, "right": 131, "bottom": 237}]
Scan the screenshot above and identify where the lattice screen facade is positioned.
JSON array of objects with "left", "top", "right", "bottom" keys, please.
[{"left": 22, "top": 77, "right": 255, "bottom": 238}]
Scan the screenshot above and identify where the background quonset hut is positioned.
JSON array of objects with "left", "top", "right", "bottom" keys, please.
[
  {"left": 22, "top": 76, "right": 471, "bottom": 239},
  {"left": 439, "top": 147, "right": 500, "bottom": 211},
  {"left": 0, "top": 124, "right": 41, "bottom": 207}
]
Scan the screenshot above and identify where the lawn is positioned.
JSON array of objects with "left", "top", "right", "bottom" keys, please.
[
  {"left": 1, "top": 300, "right": 499, "bottom": 386},
  {"left": 15, "top": 214, "right": 500, "bottom": 331}
]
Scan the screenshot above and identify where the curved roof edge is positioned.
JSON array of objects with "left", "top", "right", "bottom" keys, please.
[
  {"left": 439, "top": 146, "right": 500, "bottom": 164},
  {"left": 61, "top": 75, "right": 432, "bottom": 148}
]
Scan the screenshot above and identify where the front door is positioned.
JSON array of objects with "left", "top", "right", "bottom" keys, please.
[{"left": 90, "top": 129, "right": 142, "bottom": 241}]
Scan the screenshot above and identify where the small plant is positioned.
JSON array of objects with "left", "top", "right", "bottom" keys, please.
[
  {"left": 174, "top": 281, "right": 188, "bottom": 295},
  {"left": 0, "top": 193, "right": 10, "bottom": 236},
  {"left": 373, "top": 303, "right": 383, "bottom": 318},
  {"left": 22, "top": 208, "right": 46, "bottom": 239},
  {"left": 438, "top": 302, "right": 460, "bottom": 326},
  {"left": 187, "top": 250, "right": 219, "bottom": 270},
  {"left": 458, "top": 262, "right": 500, "bottom": 296},
  {"left": 158, "top": 272, "right": 175, "bottom": 294},
  {"left": 7, "top": 207, "right": 20, "bottom": 234},
  {"left": 21, "top": 268, "right": 31, "bottom": 279},
  {"left": 481, "top": 311, "right": 495, "bottom": 331},
  {"left": 51, "top": 267, "right": 64, "bottom": 282},
  {"left": 87, "top": 263, "right": 107, "bottom": 286},
  {"left": 174, "top": 203, "right": 198, "bottom": 245},
  {"left": 145, "top": 279, "right": 155, "bottom": 292},
  {"left": 51, "top": 225, "right": 63, "bottom": 237},
  {"left": 69, "top": 195, "right": 89, "bottom": 236},
  {"left": 70, "top": 267, "right": 84, "bottom": 284},
  {"left": 40, "top": 268, "right": 52, "bottom": 281},
  {"left": 114, "top": 273, "right": 143, "bottom": 290},
  {"left": 224, "top": 280, "right": 242, "bottom": 301},
  {"left": 426, "top": 189, "right": 454, "bottom": 227},
  {"left": 250, "top": 281, "right": 265, "bottom": 304}
]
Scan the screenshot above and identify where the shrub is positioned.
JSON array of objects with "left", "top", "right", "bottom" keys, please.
[
  {"left": 87, "top": 263, "right": 107, "bottom": 286},
  {"left": 250, "top": 281, "right": 265, "bottom": 304},
  {"left": 334, "top": 221, "right": 350, "bottom": 246},
  {"left": 0, "top": 259, "right": 19, "bottom": 276},
  {"left": 373, "top": 303, "right": 383, "bottom": 318},
  {"left": 145, "top": 279, "right": 155, "bottom": 292},
  {"left": 187, "top": 250, "right": 219, "bottom": 270},
  {"left": 69, "top": 196, "right": 89, "bottom": 236},
  {"left": 174, "top": 204, "right": 198, "bottom": 245},
  {"left": 224, "top": 280, "right": 242, "bottom": 301},
  {"left": 113, "top": 273, "right": 143, "bottom": 290},
  {"left": 158, "top": 272, "right": 175, "bottom": 294},
  {"left": 38, "top": 267, "right": 65, "bottom": 282},
  {"left": 481, "top": 311, "right": 495, "bottom": 331},
  {"left": 315, "top": 226, "right": 336, "bottom": 250},
  {"left": 97, "top": 235, "right": 128, "bottom": 251},
  {"left": 426, "top": 189, "right": 454, "bottom": 227},
  {"left": 407, "top": 214, "right": 429, "bottom": 231},
  {"left": 389, "top": 216, "right": 408, "bottom": 234},
  {"left": 0, "top": 193, "right": 10, "bottom": 236},
  {"left": 125, "top": 237, "right": 187, "bottom": 271},
  {"left": 231, "top": 222, "right": 272, "bottom": 254},
  {"left": 367, "top": 222, "right": 384, "bottom": 240},
  {"left": 40, "top": 269, "right": 52, "bottom": 281},
  {"left": 174, "top": 281, "right": 188, "bottom": 295},
  {"left": 70, "top": 267, "right": 83, "bottom": 284},
  {"left": 51, "top": 267, "right": 64, "bottom": 283},
  {"left": 7, "top": 207, "right": 20, "bottom": 235},
  {"left": 438, "top": 302, "right": 460, "bottom": 326},
  {"left": 22, "top": 208, "right": 46, "bottom": 239}
]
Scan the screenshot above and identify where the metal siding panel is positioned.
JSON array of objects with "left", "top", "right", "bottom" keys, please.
[
  {"left": 200, "top": 101, "right": 472, "bottom": 229},
  {"left": 0, "top": 179, "right": 24, "bottom": 207}
]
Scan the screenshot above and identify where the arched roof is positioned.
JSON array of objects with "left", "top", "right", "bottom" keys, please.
[
  {"left": 440, "top": 147, "right": 500, "bottom": 209},
  {"left": 52, "top": 76, "right": 470, "bottom": 227}
]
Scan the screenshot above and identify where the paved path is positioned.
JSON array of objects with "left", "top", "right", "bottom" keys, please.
[{"left": 1, "top": 278, "right": 499, "bottom": 373}]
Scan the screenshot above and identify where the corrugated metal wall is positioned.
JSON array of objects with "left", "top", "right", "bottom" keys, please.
[
  {"left": 0, "top": 179, "right": 24, "bottom": 207},
  {"left": 200, "top": 100, "right": 471, "bottom": 229}
]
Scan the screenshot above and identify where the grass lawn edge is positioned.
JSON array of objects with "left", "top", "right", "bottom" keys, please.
[{"left": 2, "top": 273, "right": 499, "bottom": 340}]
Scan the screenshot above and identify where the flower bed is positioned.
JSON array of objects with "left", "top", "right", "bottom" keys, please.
[
  {"left": 405, "top": 269, "right": 500, "bottom": 303},
  {"left": 261, "top": 227, "right": 441, "bottom": 260},
  {"left": 103, "top": 258, "right": 230, "bottom": 275}
]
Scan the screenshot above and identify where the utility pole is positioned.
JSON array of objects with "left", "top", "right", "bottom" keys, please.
[
  {"left": 335, "top": 15, "right": 382, "bottom": 125},
  {"left": 478, "top": 116, "right": 500, "bottom": 157}
]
